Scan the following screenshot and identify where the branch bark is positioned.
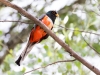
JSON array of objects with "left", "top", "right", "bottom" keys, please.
[{"left": 0, "top": 0, "right": 100, "bottom": 75}]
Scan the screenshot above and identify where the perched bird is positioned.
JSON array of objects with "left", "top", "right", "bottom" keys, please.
[{"left": 15, "top": 10, "right": 59, "bottom": 66}]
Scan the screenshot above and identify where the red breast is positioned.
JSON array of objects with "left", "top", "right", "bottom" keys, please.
[{"left": 29, "top": 15, "right": 53, "bottom": 43}]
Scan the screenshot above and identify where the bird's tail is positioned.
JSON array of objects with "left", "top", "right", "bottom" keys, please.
[{"left": 15, "top": 42, "right": 35, "bottom": 66}]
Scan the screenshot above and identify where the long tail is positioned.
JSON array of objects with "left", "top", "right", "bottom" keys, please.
[{"left": 15, "top": 42, "right": 35, "bottom": 66}]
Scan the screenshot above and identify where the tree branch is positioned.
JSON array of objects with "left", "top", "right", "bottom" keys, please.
[
  {"left": 0, "top": 0, "right": 100, "bottom": 75},
  {"left": 81, "top": 34, "right": 100, "bottom": 56},
  {"left": 24, "top": 59, "right": 76, "bottom": 75}
]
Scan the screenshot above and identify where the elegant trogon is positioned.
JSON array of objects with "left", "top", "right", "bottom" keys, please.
[{"left": 15, "top": 10, "right": 59, "bottom": 66}]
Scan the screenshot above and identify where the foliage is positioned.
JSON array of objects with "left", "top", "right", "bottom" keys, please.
[{"left": 0, "top": 0, "right": 100, "bottom": 75}]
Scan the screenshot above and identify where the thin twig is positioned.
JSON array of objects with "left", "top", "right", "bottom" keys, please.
[
  {"left": 0, "top": 20, "right": 100, "bottom": 36},
  {"left": 58, "top": 25, "right": 100, "bottom": 36},
  {"left": 81, "top": 34, "right": 100, "bottom": 55},
  {"left": 91, "top": 10, "right": 100, "bottom": 16},
  {"left": 24, "top": 59, "right": 76, "bottom": 75},
  {"left": 0, "top": 20, "right": 29, "bottom": 24}
]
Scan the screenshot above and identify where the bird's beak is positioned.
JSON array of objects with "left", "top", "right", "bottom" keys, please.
[{"left": 56, "top": 14, "right": 59, "bottom": 17}]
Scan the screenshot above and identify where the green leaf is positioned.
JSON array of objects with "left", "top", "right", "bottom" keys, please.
[
  {"left": 75, "top": 61, "right": 81, "bottom": 68},
  {"left": 4, "top": 54, "right": 13, "bottom": 63},
  {"left": 0, "top": 30, "right": 3, "bottom": 36},
  {"left": 21, "top": 67, "right": 26, "bottom": 73},
  {"left": 44, "top": 45, "right": 49, "bottom": 50},
  {"left": 58, "top": 53, "right": 63, "bottom": 59},
  {"left": 89, "top": 25, "right": 97, "bottom": 31},
  {"left": 66, "top": 63, "right": 72, "bottom": 69},
  {"left": 47, "top": 51, "right": 52, "bottom": 57},
  {"left": 74, "top": 28, "right": 81, "bottom": 36},
  {"left": 92, "top": 43, "right": 100, "bottom": 53},
  {"left": 28, "top": 54, "right": 34, "bottom": 59},
  {"left": 38, "top": 58, "right": 42, "bottom": 62},
  {"left": 2, "top": 62, "right": 10, "bottom": 72}
]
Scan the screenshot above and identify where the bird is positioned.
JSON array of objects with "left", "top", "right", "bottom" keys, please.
[{"left": 15, "top": 10, "right": 59, "bottom": 66}]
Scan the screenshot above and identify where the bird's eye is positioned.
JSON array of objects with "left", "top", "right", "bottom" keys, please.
[
  {"left": 52, "top": 11, "right": 57, "bottom": 14},
  {"left": 52, "top": 11, "right": 59, "bottom": 17}
]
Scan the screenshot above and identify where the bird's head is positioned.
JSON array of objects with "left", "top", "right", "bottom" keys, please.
[
  {"left": 46, "top": 10, "right": 59, "bottom": 17},
  {"left": 46, "top": 10, "right": 59, "bottom": 23}
]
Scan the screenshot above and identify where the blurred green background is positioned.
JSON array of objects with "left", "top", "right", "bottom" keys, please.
[{"left": 0, "top": 0, "right": 100, "bottom": 75}]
